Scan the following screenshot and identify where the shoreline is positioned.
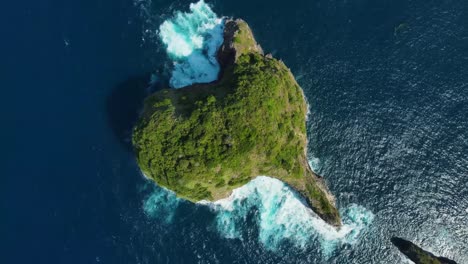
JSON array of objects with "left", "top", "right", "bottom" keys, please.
[{"left": 134, "top": 18, "right": 342, "bottom": 227}]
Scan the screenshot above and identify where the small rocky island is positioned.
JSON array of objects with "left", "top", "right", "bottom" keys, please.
[
  {"left": 391, "top": 237, "right": 457, "bottom": 264},
  {"left": 132, "top": 19, "right": 341, "bottom": 226}
]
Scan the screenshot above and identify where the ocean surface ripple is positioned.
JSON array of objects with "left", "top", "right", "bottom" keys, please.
[
  {"left": 140, "top": 0, "right": 374, "bottom": 260},
  {"left": 132, "top": 0, "right": 468, "bottom": 263}
]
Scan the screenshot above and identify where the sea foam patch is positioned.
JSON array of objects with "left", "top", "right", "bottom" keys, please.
[
  {"left": 146, "top": 1, "right": 374, "bottom": 254},
  {"left": 143, "top": 184, "right": 180, "bottom": 224},
  {"left": 309, "top": 157, "right": 322, "bottom": 172},
  {"left": 158, "top": 0, "right": 224, "bottom": 88},
  {"left": 144, "top": 176, "right": 374, "bottom": 253},
  {"left": 201, "top": 176, "right": 374, "bottom": 254}
]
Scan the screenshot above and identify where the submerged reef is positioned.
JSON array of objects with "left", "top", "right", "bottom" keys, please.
[
  {"left": 391, "top": 237, "right": 457, "bottom": 264},
  {"left": 133, "top": 18, "right": 341, "bottom": 227}
]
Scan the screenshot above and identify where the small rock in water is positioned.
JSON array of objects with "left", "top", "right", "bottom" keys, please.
[{"left": 391, "top": 237, "right": 457, "bottom": 264}]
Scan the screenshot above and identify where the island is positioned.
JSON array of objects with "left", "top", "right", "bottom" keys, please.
[
  {"left": 391, "top": 237, "right": 457, "bottom": 264},
  {"left": 132, "top": 19, "right": 341, "bottom": 227}
]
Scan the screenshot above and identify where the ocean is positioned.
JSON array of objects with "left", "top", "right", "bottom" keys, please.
[{"left": 2, "top": 0, "right": 467, "bottom": 263}]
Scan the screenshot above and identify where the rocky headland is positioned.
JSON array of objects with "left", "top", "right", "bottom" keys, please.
[{"left": 132, "top": 19, "right": 341, "bottom": 227}]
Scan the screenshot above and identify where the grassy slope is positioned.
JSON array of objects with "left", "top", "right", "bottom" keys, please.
[{"left": 132, "top": 20, "right": 340, "bottom": 226}]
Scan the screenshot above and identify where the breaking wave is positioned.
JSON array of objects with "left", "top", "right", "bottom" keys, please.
[
  {"left": 142, "top": 1, "right": 374, "bottom": 256},
  {"left": 201, "top": 176, "right": 374, "bottom": 254},
  {"left": 158, "top": 0, "right": 224, "bottom": 88},
  {"left": 143, "top": 184, "right": 180, "bottom": 224},
  {"left": 309, "top": 157, "right": 322, "bottom": 172},
  {"left": 143, "top": 176, "right": 373, "bottom": 254}
]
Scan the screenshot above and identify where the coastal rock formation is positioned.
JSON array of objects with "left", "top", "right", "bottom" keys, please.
[
  {"left": 391, "top": 237, "right": 457, "bottom": 264},
  {"left": 217, "top": 19, "right": 263, "bottom": 68},
  {"left": 132, "top": 19, "right": 341, "bottom": 227}
]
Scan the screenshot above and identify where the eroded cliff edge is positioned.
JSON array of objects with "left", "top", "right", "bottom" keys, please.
[{"left": 132, "top": 19, "right": 341, "bottom": 227}]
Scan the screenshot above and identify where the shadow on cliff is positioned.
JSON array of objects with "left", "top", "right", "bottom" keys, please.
[{"left": 106, "top": 73, "right": 167, "bottom": 151}]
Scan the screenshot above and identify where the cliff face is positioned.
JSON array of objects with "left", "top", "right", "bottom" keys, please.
[
  {"left": 217, "top": 19, "right": 263, "bottom": 68},
  {"left": 132, "top": 19, "right": 341, "bottom": 227}
]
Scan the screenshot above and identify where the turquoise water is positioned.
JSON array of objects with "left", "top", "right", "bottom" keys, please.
[
  {"left": 158, "top": 0, "right": 224, "bottom": 88},
  {"left": 202, "top": 177, "right": 374, "bottom": 254},
  {"left": 138, "top": 1, "right": 468, "bottom": 262},
  {"left": 143, "top": 0, "right": 374, "bottom": 258},
  {"left": 4, "top": 0, "right": 467, "bottom": 263},
  {"left": 144, "top": 175, "right": 374, "bottom": 256}
]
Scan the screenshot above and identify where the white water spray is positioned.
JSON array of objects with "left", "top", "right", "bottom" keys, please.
[
  {"left": 201, "top": 176, "right": 374, "bottom": 253},
  {"left": 144, "top": 1, "right": 374, "bottom": 255},
  {"left": 158, "top": 0, "right": 224, "bottom": 88}
]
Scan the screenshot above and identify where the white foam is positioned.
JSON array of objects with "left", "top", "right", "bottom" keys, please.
[
  {"left": 158, "top": 0, "right": 224, "bottom": 88},
  {"left": 202, "top": 176, "right": 374, "bottom": 253},
  {"left": 143, "top": 175, "right": 373, "bottom": 255},
  {"left": 309, "top": 157, "right": 322, "bottom": 172},
  {"left": 145, "top": 1, "right": 374, "bottom": 254},
  {"left": 143, "top": 185, "right": 180, "bottom": 223}
]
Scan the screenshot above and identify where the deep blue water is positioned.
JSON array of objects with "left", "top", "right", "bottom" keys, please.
[{"left": 2, "top": 0, "right": 468, "bottom": 263}]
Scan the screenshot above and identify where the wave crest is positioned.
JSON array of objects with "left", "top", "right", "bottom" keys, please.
[
  {"left": 202, "top": 176, "right": 374, "bottom": 254},
  {"left": 158, "top": 0, "right": 224, "bottom": 88}
]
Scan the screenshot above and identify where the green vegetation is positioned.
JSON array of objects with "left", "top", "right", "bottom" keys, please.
[
  {"left": 133, "top": 53, "right": 305, "bottom": 199},
  {"left": 232, "top": 20, "right": 260, "bottom": 56},
  {"left": 305, "top": 180, "right": 340, "bottom": 223},
  {"left": 132, "top": 20, "right": 341, "bottom": 226}
]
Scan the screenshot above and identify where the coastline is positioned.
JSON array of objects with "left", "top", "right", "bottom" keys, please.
[{"left": 133, "top": 18, "right": 342, "bottom": 227}]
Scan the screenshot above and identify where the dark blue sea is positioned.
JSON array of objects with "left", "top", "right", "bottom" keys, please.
[{"left": 2, "top": 0, "right": 467, "bottom": 263}]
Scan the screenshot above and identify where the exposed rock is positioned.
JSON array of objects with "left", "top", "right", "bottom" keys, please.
[
  {"left": 391, "top": 237, "right": 457, "bottom": 264},
  {"left": 133, "top": 19, "right": 341, "bottom": 227}
]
